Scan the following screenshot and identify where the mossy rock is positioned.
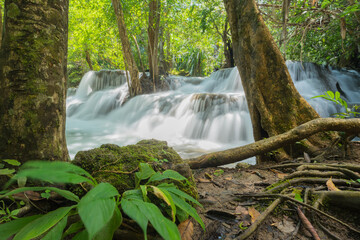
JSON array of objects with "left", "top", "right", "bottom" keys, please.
[{"left": 72, "top": 139, "right": 197, "bottom": 198}]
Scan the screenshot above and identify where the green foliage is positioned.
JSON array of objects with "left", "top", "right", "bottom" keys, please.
[
  {"left": 312, "top": 90, "right": 359, "bottom": 118},
  {"left": 213, "top": 169, "right": 224, "bottom": 176},
  {"left": 0, "top": 161, "right": 203, "bottom": 240}
]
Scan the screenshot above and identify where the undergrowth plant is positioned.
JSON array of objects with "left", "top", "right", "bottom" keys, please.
[
  {"left": 0, "top": 161, "right": 204, "bottom": 240},
  {"left": 312, "top": 90, "right": 359, "bottom": 118}
]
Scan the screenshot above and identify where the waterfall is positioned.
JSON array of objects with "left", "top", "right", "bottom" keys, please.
[{"left": 66, "top": 61, "right": 360, "bottom": 164}]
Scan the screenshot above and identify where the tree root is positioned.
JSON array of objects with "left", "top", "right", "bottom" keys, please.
[
  {"left": 296, "top": 206, "right": 320, "bottom": 240},
  {"left": 283, "top": 170, "right": 347, "bottom": 180},
  {"left": 297, "top": 165, "right": 360, "bottom": 180}
]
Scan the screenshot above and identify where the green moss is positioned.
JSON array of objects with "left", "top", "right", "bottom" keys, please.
[
  {"left": 7, "top": 3, "right": 20, "bottom": 19},
  {"left": 72, "top": 139, "right": 197, "bottom": 198}
]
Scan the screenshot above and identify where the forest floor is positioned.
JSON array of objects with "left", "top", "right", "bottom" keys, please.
[{"left": 190, "top": 141, "right": 360, "bottom": 240}]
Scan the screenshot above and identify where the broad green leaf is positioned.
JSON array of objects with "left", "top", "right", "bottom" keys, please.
[
  {"left": 13, "top": 169, "right": 93, "bottom": 185},
  {"left": 122, "top": 189, "right": 143, "bottom": 200},
  {"left": 147, "top": 170, "right": 187, "bottom": 183},
  {"left": 3, "top": 159, "right": 21, "bottom": 166},
  {"left": 151, "top": 186, "right": 176, "bottom": 221},
  {"left": 137, "top": 201, "right": 181, "bottom": 240},
  {"left": 294, "top": 193, "right": 304, "bottom": 203},
  {"left": 13, "top": 206, "right": 74, "bottom": 240},
  {"left": 140, "top": 185, "right": 149, "bottom": 202},
  {"left": 170, "top": 193, "right": 205, "bottom": 230},
  {"left": 121, "top": 199, "right": 149, "bottom": 239},
  {"left": 72, "top": 230, "right": 89, "bottom": 240},
  {"left": 21, "top": 161, "right": 93, "bottom": 179},
  {"left": 42, "top": 215, "right": 68, "bottom": 240},
  {"left": 335, "top": 91, "right": 340, "bottom": 100},
  {"left": 135, "top": 163, "right": 155, "bottom": 187},
  {"left": 0, "top": 215, "right": 41, "bottom": 240},
  {"left": 78, "top": 183, "right": 119, "bottom": 239},
  {"left": 326, "top": 91, "right": 334, "bottom": 99},
  {"left": 62, "top": 221, "right": 84, "bottom": 238},
  {"left": 0, "top": 168, "right": 15, "bottom": 175},
  {"left": 0, "top": 186, "right": 80, "bottom": 202},
  {"left": 94, "top": 207, "right": 122, "bottom": 240},
  {"left": 158, "top": 184, "right": 202, "bottom": 206}
]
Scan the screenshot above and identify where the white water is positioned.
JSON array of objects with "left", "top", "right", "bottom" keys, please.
[{"left": 66, "top": 62, "right": 360, "bottom": 164}]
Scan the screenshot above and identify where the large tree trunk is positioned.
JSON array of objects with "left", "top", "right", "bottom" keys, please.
[
  {"left": 223, "top": 0, "right": 332, "bottom": 163},
  {"left": 0, "top": 3, "right": 2, "bottom": 47},
  {"left": 148, "top": 0, "right": 161, "bottom": 91},
  {"left": 0, "top": 0, "right": 69, "bottom": 163},
  {"left": 222, "top": 19, "right": 234, "bottom": 68},
  {"left": 112, "top": 0, "right": 142, "bottom": 97},
  {"left": 188, "top": 118, "right": 360, "bottom": 169}
]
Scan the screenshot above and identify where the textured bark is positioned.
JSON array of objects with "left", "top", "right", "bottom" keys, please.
[
  {"left": 0, "top": 4, "right": 2, "bottom": 47},
  {"left": 222, "top": 19, "right": 234, "bottom": 68},
  {"left": 112, "top": 0, "right": 142, "bottom": 97},
  {"left": 85, "top": 49, "right": 93, "bottom": 70},
  {"left": 147, "top": 0, "right": 161, "bottom": 91},
  {"left": 223, "top": 0, "right": 332, "bottom": 163},
  {"left": 187, "top": 118, "right": 360, "bottom": 169},
  {"left": 0, "top": 0, "right": 69, "bottom": 163}
]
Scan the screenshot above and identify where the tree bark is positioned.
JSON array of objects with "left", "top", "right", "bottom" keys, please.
[
  {"left": 0, "top": 3, "right": 2, "bottom": 47},
  {"left": 222, "top": 19, "right": 234, "bottom": 68},
  {"left": 223, "top": 0, "right": 332, "bottom": 163},
  {"left": 112, "top": 0, "right": 142, "bottom": 97},
  {"left": 187, "top": 118, "right": 360, "bottom": 169},
  {"left": 85, "top": 49, "right": 93, "bottom": 70},
  {"left": 0, "top": 0, "right": 69, "bottom": 163},
  {"left": 148, "top": 0, "right": 161, "bottom": 91}
]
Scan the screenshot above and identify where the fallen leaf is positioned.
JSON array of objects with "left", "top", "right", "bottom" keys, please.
[
  {"left": 178, "top": 219, "right": 194, "bottom": 240},
  {"left": 273, "top": 219, "right": 296, "bottom": 233},
  {"left": 304, "top": 152, "right": 311, "bottom": 163},
  {"left": 276, "top": 172, "right": 288, "bottom": 179},
  {"left": 225, "top": 177, "right": 232, "bottom": 181},
  {"left": 248, "top": 207, "right": 261, "bottom": 223},
  {"left": 198, "top": 178, "right": 211, "bottom": 183},
  {"left": 340, "top": 17, "right": 346, "bottom": 40},
  {"left": 14, "top": 191, "right": 43, "bottom": 201},
  {"left": 235, "top": 206, "right": 248, "bottom": 215},
  {"left": 326, "top": 177, "right": 340, "bottom": 191}
]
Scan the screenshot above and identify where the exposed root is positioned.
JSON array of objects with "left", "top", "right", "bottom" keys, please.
[{"left": 296, "top": 206, "right": 320, "bottom": 240}]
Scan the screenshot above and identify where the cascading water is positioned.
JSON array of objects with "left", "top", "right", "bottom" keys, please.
[{"left": 66, "top": 61, "right": 360, "bottom": 164}]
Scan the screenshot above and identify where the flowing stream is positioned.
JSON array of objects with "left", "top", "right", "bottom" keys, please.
[{"left": 66, "top": 61, "right": 360, "bottom": 164}]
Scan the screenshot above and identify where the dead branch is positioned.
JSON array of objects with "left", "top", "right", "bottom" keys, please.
[
  {"left": 238, "top": 198, "right": 283, "bottom": 240},
  {"left": 296, "top": 206, "right": 321, "bottom": 240},
  {"left": 187, "top": 118, "right": 360, "bottom": 169}
]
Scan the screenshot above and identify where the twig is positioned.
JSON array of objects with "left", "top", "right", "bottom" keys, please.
[
  {"left": 93, "top": 168, "right": 139, "bottom": 175},
  {"left": 234, "top": 193, "right": 360, "bottom": 235},
  {"left": 238, "top": 198, "right": 283, "bottom": 240},
  {"left": 296, "top": 206, "right": 320, "bottom": 240},
  {"left": 315, "top": 218, "right": 342, "bottom": 240}
]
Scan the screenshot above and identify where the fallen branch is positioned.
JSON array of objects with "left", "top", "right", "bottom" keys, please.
[
  {"left": 187, "top": 118, "right": 360, "bottom": 169},
  {"left": 238, "top": 198, "right": 283, "bottom": 240},
  {"left": 296, "top": 206, "right": 320, "bottom": 240}
]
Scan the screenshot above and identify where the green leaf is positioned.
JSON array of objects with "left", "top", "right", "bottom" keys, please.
[
  {"left": 140, "top": 185, "right": 149, "bottom": 202},
  {"left": 135, "top": 163, "right": 155, "bottom": 187},
  {"left": 94, "top": 207, "right": 122, "bottom": 240},
  {"left": 3, "top": 159, "right": 21, "bottom": 166},
  {"left": 158, "top": 183, "right": 202, "bottom": 206},
  {"left": 72, "top": 230, "right": 89, "bottom": 240},
  {"left": 0, "top": 186, "right": 80, "bottom": 202},
  {"left": 42, "top": 215, "right": 68, "bottom": 240},
  {"left": 78, "top": 183, "right": 119, "bottom": 239},
  {"left": 151, "top": 186, "right": 176, "bottom": 221},
  {"left": 170, "top": 193, "right": 205, "bottom": 230},
  {"left": 294, "top": 193, "right": 304, "bottom": 203},
  {"left": 13, "top": 206, "right": 74, "bottom": 240},
  {"left": 0, "top": 215, "right": 41, "bottom": 240},
  {"left": 0, "top": 168, "right": 15, "bottom": 175},
  {"left": 121, "top": 199, "right": 149, "bottom": 239},
  {"left": 122, "top": 189, "right": 143, "bottom": 200},
  {"left": 13, "top": 169, "right": 93, "bottom": 185},
  {"left": 62, "top": 221, "right": 84, "bottom": 238},
  {"left": 335, "top": 91, "right": 340, "bottom": 100},
  {"left": 147, "top": 170, "right": 187, "bottom": 183},
  {"left": 214, "top": 169, "right": 224, "bottom": 176},
  {"left": 326, "top": 91, "right": 335, "bottom": 99},
  {"left": 137, "top": 200, "right": 181, "bottom": 240}
]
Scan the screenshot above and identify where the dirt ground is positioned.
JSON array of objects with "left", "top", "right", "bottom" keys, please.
[{"left": 190, "top": 142, "right": 360, "bottom": 240}]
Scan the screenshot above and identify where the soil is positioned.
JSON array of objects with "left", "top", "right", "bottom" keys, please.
[{"left": 190, "top": 141, "right": 360, "bottom": 240}]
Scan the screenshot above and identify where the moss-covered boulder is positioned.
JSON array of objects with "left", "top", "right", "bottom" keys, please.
[{"left": 72, "top": 139, "right": 197, "bottom": 197}]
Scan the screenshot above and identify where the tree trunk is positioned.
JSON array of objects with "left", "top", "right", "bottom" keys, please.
[
  {"left": 166, "top": 30, "right": 172, "bottom": 69},
  {"left": 85, "top": 49, "right": 93, "bottom": 70},
  {"left": 148, "top": 0, "right": 161, "bottom": 91},
  {"left": 112, "top": 0, "right": 142, "bottom": 97},
  {"left": 222, "top": 19, "right": 234, "bottom": 68},
  {"left": 223, "top": 0, "right": 332, "bottom": 163},
  {"left": 0, "top": 0, "right": 69, "bottom": 163},
  {"left": 187, "top": 118, "right": 360, "bottom": 169},
  {"left": 0, "top": 3, "right": 2, "bottom": 47}
]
